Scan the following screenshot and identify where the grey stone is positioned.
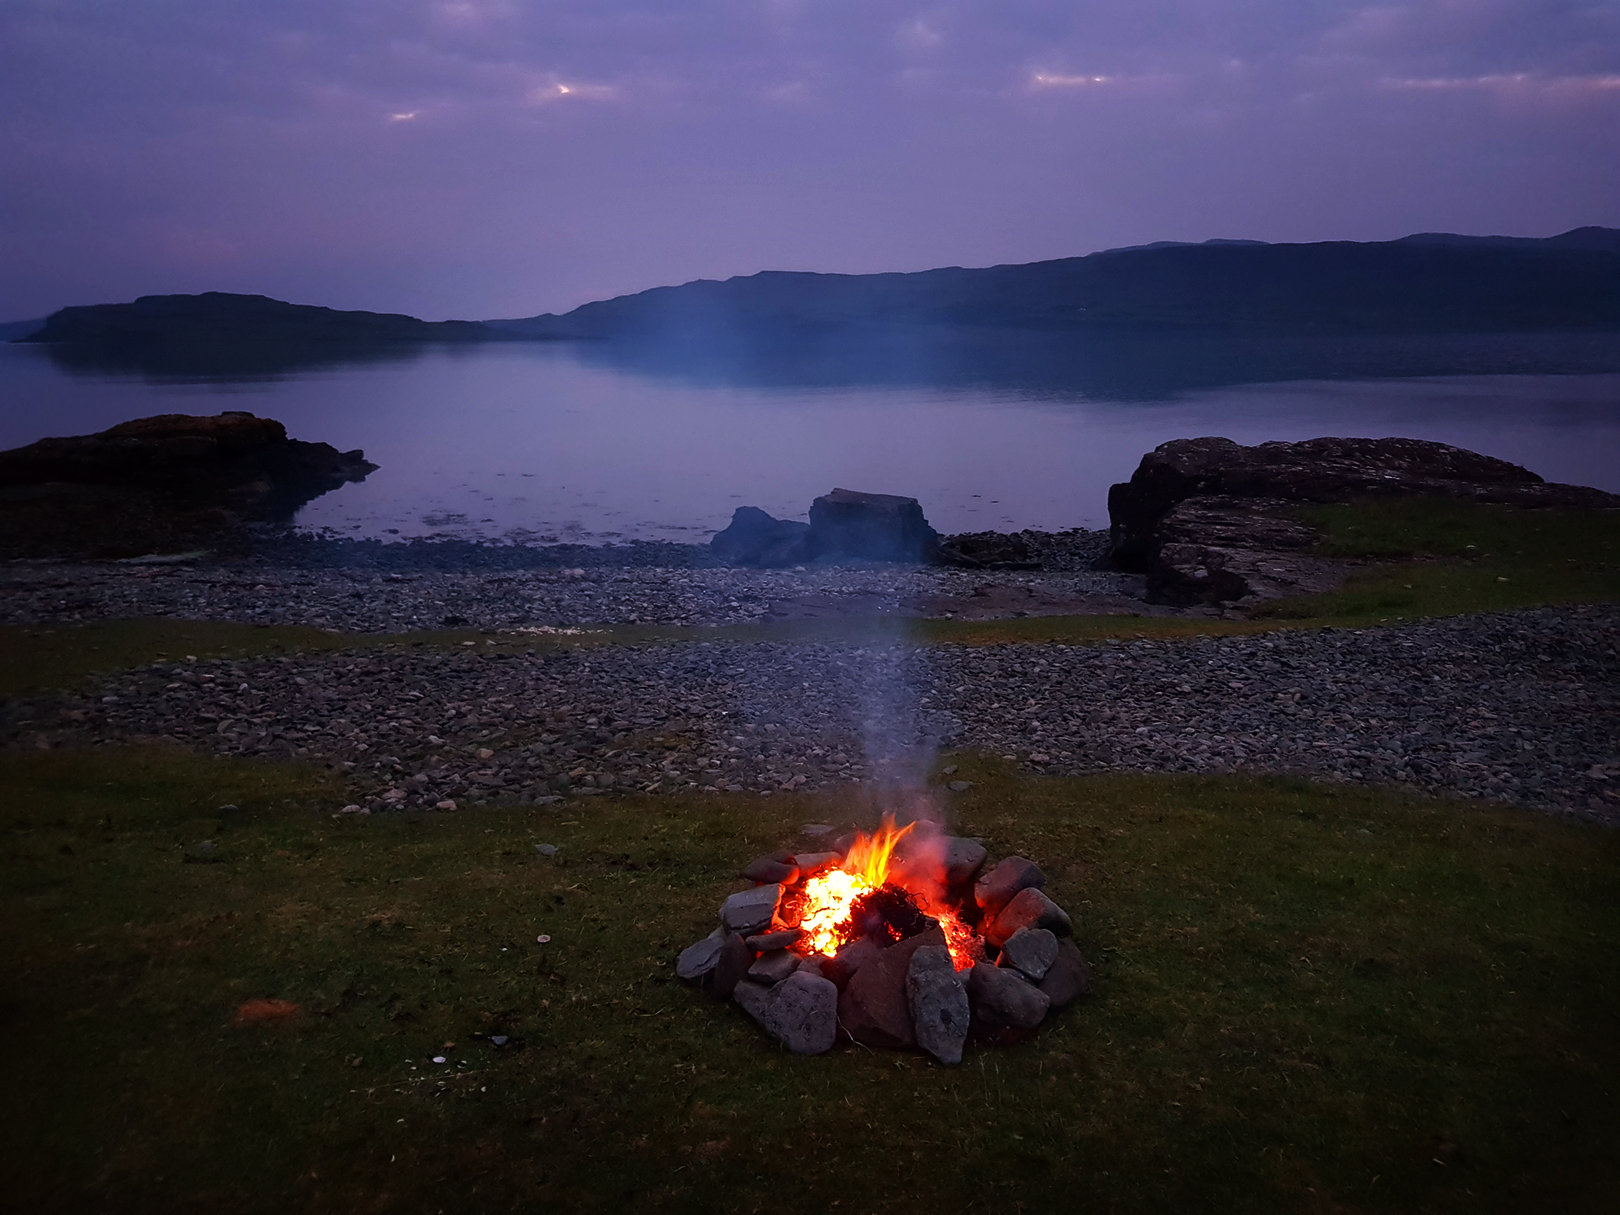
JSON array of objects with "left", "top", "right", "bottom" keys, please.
[
  {"left": 795, "top": 956, "right": 827, "bottom": 979},
  {"left": 741, "top": 853, "right": 799, "bottom": 884},
  {"left": 732, "top": 978, "right": 772, "bottom": 1021},
  {"left": 752, "top": 971, "right": 839, "bottom": 1055},
  {"left": 675, "top": 927, "right": 726, "bottom": 981},
  {"left": 1039, "top": 939, "right": 1090, "bottom": 1008},
  {"left": 534, "top": 842, "right": 558, "bottom": 857},
  {"left": 941, "top": 836, "right": 987, "bottom": 886},
  {"left": 985, "top": 887, "right": 1072, "bottom": 948},
  {"left": 791, "top": 850, "right": 841, "bottom": 875},
  {"left": 947, "top": 780, "right": 974, "bottom": 793},
  {"left": 968, "top": 962, "right": 1050, "bottom": 1029},
  {"left": 974, "top": 855, "right": 1045, "bottom": 918},
  {"left": 907, "top": 945, "right": 969, "bottom": 1065},
  {"left": 720, "top": 883, "right": 781, "bottom": 934},
  {"left": 747, "top": 949, "right": 800, "bottom": 984},
  {"left": 998, "top": 926, "right": 1058, "bottom": 980}
]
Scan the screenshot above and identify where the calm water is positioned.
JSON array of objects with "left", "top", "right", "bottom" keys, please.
[{"left": 3, "top": 334, "right": 1617, "bottom": 543}]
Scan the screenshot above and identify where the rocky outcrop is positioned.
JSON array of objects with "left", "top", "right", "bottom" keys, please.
[
  {"left": 807, "top": 489, "right": 939, "bottom": 563},
  {"left": 0, "top": 411, "right": 377, "bottom": 558},
  {"left": 711, "top": 489, "right": 939, "bottom": 566},
  {"left": 710, "top": 506, "right": 809, "bottom": 567},
  {"left": 1108, "top": 436, "right": 1620, "bottom": 605}
]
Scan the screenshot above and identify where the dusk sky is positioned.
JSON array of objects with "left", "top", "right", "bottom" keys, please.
[{"left": 2, "top": 1, "right": 1617, "bottom": 322}]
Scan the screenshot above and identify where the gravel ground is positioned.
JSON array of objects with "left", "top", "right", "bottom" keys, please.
[
  {"left": 6, "top": 599, "right": 1615, "bottom": 825},
  {"left": 0, "top": 532, "right": 1128, "bottom": 631}
]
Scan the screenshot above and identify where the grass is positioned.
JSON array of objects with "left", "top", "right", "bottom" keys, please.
[
  {"left": 1255, "top": 500, "right": 1620, "bottom": 625},
  {"left": 3, "top": 745, "right": 1616, "bottom": 1213}
]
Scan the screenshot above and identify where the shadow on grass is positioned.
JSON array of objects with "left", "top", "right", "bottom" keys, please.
[{"left": 3, "top": 746, "right": 1616, "bottom": 1213}]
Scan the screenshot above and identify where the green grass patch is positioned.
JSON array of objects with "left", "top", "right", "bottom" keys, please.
[
  {"left": 1256, "top": 500, "right": 1620, "bottom": 624},
  {"left": 3, "top": 747, "right": 1616, "bottom": 1212}
]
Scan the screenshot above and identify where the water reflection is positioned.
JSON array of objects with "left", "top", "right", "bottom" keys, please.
[
  {"left": 563, "top": 326, "right": 1620, "bottom": 399},
  {"left": 38, "top": 337, "right": 441, "bottom": 384},
  {"left": 3, "top": 333, "right": 1617, "bottom": 545}
]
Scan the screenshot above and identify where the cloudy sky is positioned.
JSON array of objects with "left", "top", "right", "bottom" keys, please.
[{"left": 2, "top": 0, "right": 1616, "bottom": 321}]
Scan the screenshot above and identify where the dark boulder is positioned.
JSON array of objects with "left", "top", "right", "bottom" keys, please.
[
  {"left": 985, "top": 887, "right": 1072, "bottom": 949},
  {"left": 806, "top": 488, "right": 940, "bottom": 563},
  {"left": 1038, "top": 939, "right": 1091, "bottom": 1008},
  {"left": 710, "top": 506, "right": 809, "bottom": 567},
  {"left": 0, "top": 410, "right": 376, "bottom": 558},
  {"left": 967, "top": 962, "right": 1049, "bottom": 1030}
]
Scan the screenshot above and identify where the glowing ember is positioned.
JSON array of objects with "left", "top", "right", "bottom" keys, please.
[
  {"left": 935, "top": 908, "right": 981, "bottom": 971},
  {"left": 791, "top": 816, "right": 979, "bottom": 970}
]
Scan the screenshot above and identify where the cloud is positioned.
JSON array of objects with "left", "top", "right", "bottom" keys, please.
[{"left": 0, "top": 1, "right": 1615, "bottom": 319}]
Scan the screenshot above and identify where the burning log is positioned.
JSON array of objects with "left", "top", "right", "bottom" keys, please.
[{"left": 679, "top": 816, "right": 1087, "bottom": 1061}]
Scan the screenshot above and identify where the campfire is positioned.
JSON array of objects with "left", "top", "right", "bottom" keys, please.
[{"left": 677, "top": 817, "right": 1088, "bottom": 1063}]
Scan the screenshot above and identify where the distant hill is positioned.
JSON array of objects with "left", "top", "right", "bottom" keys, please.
[
  {"left": 20, "top": 292, "right": 498, "bottom": 347},
  {"left": 488, "top": 228, "right": 1620, "bottom": 340},
  {"left": 0, "top": 318, "right": 46, "bottom": 341}
]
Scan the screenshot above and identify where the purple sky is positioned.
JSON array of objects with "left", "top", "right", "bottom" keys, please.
[{"left": 2, "top": 1, "right": 1617, "bottom": 322}]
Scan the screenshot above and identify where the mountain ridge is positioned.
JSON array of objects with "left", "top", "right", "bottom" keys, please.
[{"left": 486, "top": 227, "right": 1620, "bottom": 339}]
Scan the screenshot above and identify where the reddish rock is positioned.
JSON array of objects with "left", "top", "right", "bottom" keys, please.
[
  {"left": 838, "top": 928, "right": 946, "bottom": 1048},
  {"left": 985, "top": 887, "right": 1072, "bottom": 949},
  {"left": 942, "top": 837, "right": 988, "bottom": 886},
  {"left": 822, "top": 937, "right": 883, "bottom": 990},
  {"left": 974, "top": 856, "right": 1045, "bottom": 918}
]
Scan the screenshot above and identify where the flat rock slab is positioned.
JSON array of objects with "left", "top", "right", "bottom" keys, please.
[
  {"left": 968, "top": 962, "right": 1050, "bottom": 1030},
  {"left": 676, "top": 928, "right": 727, "bottom": 981},
  {"left": 998, "top": 926, "right": 1058, "bottom": 980},
  {"left": 745, "top": 927, "right": 804, "bottom": 951},
  {"left": 907, "top": 945, "right": 970, "bottom": 1065},
  {"left": 747, "top": 949, "right": 800, "bottom": 984},
  {"left": 741, "top": 853, "right": 799, "bottom": 884},
  {"left": 792, "top": 851, "right": 842, "bottom": 875},
  {"left": 720, "top": 883, "right": 781, "bottom": 934},
  {"left": 736, "top": 971, "right": 839, "bottom": 1055}
]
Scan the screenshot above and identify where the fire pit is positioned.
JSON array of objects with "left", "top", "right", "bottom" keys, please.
[{"left": 677, "top": 818, "right": 1088, "bottom": 1063}]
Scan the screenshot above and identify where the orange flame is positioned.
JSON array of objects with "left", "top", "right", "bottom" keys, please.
[{"left": 795, "top": 816, "right": 913, "bottom": 957}]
